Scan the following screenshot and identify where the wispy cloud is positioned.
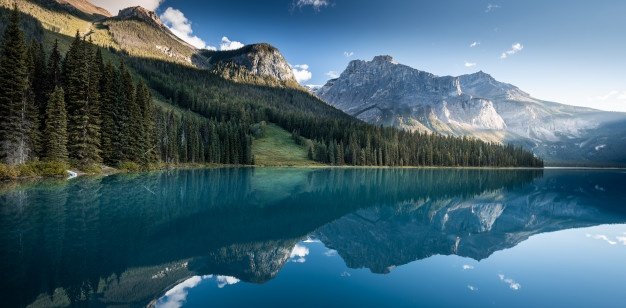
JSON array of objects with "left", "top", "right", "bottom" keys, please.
[
  {"left": 486, "top": 4, "right": 501, "bottom": 13},
  {"left": 462, "top": 264, "right": 475, "bottom": 270},
  {"left": 324, "top": 249, "right": 338, "bottom": 256},
  {"left": 464, "top": 62, "right": 477, "bottom": 68},
  {"left": 326, "top": 71, "right": 340, "bottom": 79},
  {"left": 220, "top": 36, "right": 244, "bottom": 51},
  {"left": 344, "top": 51, "right": 354, "bottom": 57},
  {"left": 160, "top": 7, "right": 213, "bottom": 49},
  {"left": 291, "top": 64, "right": 313, "bottom": 83},
  {"left": 500, "top": 42, "right": 524, "bottom": 59},
  {"left": 294, "top": 0, "right": 330, "bottom": 11},
  {"left": 586, "top": 233, "right": 621, "bottom": 245},
  {"left": 498, "top": 274, "right": 521, "bottom": 290},
  {"left": 467, "top": 285, "right": 478, "bottom": 291},
  {"left": 589, "top": 90, "right": 626, "bottom": 101},
  {"left": 470, "top": 41, "right": 480, "bottom": 48}
]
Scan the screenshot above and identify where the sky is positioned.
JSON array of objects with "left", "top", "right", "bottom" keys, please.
[{"left": 91, "top": 0, "right": 626, "bottom": 112}]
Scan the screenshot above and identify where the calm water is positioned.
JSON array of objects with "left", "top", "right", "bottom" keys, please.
[{"left": 1, "top": 168, "right": 625, "bottom": 307}]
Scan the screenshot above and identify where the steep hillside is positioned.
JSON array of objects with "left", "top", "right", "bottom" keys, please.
[{"left": 317, "top": 56, "right": 626, "bottom": 166}]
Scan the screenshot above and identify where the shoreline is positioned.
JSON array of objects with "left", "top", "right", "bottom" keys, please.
[{"left": 3, "top": 164, "right": 625, "bottom": 184}]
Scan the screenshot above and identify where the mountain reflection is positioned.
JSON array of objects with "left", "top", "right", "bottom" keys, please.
[{"left": 1, "top": 168, "right": 624, "bottom": 307}]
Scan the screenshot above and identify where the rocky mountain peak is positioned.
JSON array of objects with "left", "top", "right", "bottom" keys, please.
[
  {"left": 372, "top": 55, "right": 395, "bottom": 63},
  {"left": 117, "top": 6, "right": 164, "bottom": 29},
  {"left": 201, "top": 43, "right": 299, "bottom": 87}
]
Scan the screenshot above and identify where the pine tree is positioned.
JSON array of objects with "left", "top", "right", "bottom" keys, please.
[
  {"left": 99, "top": 61, "right": 117, "bottom": 165},
  {"left": 43, "top": 87, "right": 68, "bottom": 162},
  {"left": 136, "top": 81, "right": 156, "bottom": 165},
  {"left": 0, "top": 6, "right": 32, "bottom": 165},
  {"left": 118, "top": 61, "right": 135, "bottom": 162},
  {"left": 63, "top": 31, "right": 90, "bottom": 165},
  {"left": 46, "top": 39, "right": 62, "bottom": 96},
  {"left": 85, "top": 43, "right": 101, "bottom": 164}
]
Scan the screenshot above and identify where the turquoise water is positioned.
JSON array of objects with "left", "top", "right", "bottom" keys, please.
[{"left": 1, "top": 168, "right": 625, "bottom": 307}]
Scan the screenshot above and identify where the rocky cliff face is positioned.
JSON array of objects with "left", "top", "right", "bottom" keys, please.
[
  {"left": 316, "top": 56, "right": 626, "bottom": 165},
  {"left": 202, "top": 44, "right": 299, "bottom": 87}
]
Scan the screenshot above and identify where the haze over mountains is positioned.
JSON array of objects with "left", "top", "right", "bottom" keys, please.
[{"left": 316, "top": 56, "right": 626, "bottom": 166}]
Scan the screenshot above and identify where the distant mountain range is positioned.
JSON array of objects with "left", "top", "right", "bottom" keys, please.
[{"left": 316, "top": 56, "right": 626, "bottom": 166}]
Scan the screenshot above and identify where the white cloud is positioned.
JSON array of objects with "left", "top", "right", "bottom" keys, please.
[
  {"left": 616, "top": 236, "right": 626, "bottom": 245},
  {"left": 344, "top": 51, "right": 354, "bottom": 57},
  {"left": 462, "top": 264, "right": 474, "bottom": 270},
  {"left": 295, "top": 0, "right": 330, "bottom": 11},
  {"left": 220, "top": 36, "right": 245, "bottom": 51},
  {"left": 470, "top": 41, "right": 480, "bottom": 48},
  {"left": 589, "top": 90, "right": 626, "bottom": 101},
  {"left": 586, "top": 233, "right": 619, "bottom": 245},
  {"left": 92, "top": 0, "right": 163, "bottom": 15},
  {"left": 215, "top": 275, "right": 240, "bottom": 288},
  {"left": 291, "top": 64, "right": 313, "bottom": 83},
  {"left": 324, "top": 249, "right": 338, "bottom": 257},
  {"left": 160, "top": 7, "right": 213, "bottom": 50},
  {"left": 290, "top": 244, "right": 310, "bottom": 263},
  {"left": 464, "top": 62, "right": 477, "bottom": 68},
  {"left": 326, "top": 71, "right": 340, "bottom": 79},
  {"left": 157, "top": 275, "right": 207, "bottom": 308},
  {"left": 500, "top": 43, "right": 524, "bottom": 59},
  {"left": 467, "top": 285, "right": 478, "bottom": 291},
  {"left": 485, "top": 4, "right": 501, "bottom": 13},
  {"left": 498, "top": 274, "right": 521, "bottom": 290}
]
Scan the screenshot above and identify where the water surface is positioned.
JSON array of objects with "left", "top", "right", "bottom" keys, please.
[{"left": 1, "top": 168, "right": 625, "bottom": 307}]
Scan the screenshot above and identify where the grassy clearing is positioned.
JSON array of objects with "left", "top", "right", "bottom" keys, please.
[{"left": 252, "top": 123, "right": 322, "bottom": 166}]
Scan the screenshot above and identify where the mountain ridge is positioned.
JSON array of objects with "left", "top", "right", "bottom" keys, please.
[{"left": 316, "top": 56, "right": 626, "bottom": 166}]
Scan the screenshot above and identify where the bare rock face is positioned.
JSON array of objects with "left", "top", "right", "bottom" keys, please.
[
  {"left": 203, "top": 44, "right": 299, "bottom": 87},
  {"left": 316, "top": 56, "right": 626, "bottom": 165},
  {"left": 117, "top": 6, "right": 165, "bottom": 30}
]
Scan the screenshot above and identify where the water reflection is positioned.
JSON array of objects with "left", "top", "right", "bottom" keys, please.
[{"left": 0, "top": 168, "right": 624, "bottom": 307}]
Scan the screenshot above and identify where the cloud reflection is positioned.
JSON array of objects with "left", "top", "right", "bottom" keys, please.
[
  {"left": 498, "top": 274, "right": 521, "bottom": 290},
  {"left": 290, "top": 244, "right": 310, "bottom": 263}
]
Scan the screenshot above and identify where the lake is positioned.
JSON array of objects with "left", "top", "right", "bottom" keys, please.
[{"left": 1, "top": 168, "right": 625, "bottom": 307}]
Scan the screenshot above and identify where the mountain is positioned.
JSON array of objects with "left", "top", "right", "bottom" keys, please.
[
  {"left": 317, "top": 56, "right": 626, "bottom": 166},
  {"left": 201, "top": 43, "right": 299, "bottom": 87}
]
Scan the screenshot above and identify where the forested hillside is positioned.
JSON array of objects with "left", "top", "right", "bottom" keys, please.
[{"left": 0, "top": 5, "right": 543, "bottom": 178}]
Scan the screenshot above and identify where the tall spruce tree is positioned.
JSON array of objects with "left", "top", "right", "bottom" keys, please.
[
  {"left": 0, "top": 6, "right": 32, "bottom": 165},
  {"left": 118, "top": 61, "right": 135, "bottom": 162},
  {"left": 63, "top": 31, "right": 90, "bottom": 165},
  {"left": 85, "top": 42, "right": 101, "bottom": 164},
  {"left": 63, "top": 33, "right": 101, "bottom": 166},
  {"left": 99, "top": 61, "right": 118, "bottom": 165},
  {"left": 43, "top": 87, "right": 68, "bottom": 162},
  {"left": 46, "top": 39, "right": 62, "bottom": 96}
]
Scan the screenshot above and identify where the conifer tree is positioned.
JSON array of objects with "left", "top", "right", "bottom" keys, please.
[
  {"left": 63, "top": 31, "right": 90, "bottom": 165},
  {"left": 0, "top": 6, "right": 31, "bottom": 164},
  {"left": 118, "top": 61, "right": 135, "bottom": 162},
  {"left": 99, "top": 61, "right": 117, "bottom": 165},
  {"left": 46, "top": 39, "right": 62, "bottom": 96},
  {"left": 43, "top": 87, "right": 68, "bottom": 162},
  {"left": 85, "top": 42, "right": 101, "bottom": 164}
]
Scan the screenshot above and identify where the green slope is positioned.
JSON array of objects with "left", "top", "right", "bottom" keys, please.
[{"left": 252, "top": 124, "right": 321, "bottom": 166}]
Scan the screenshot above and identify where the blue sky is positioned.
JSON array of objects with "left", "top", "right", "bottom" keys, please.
[{"left": 92, "top": 0, "right": 626, "bottom": 112}]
